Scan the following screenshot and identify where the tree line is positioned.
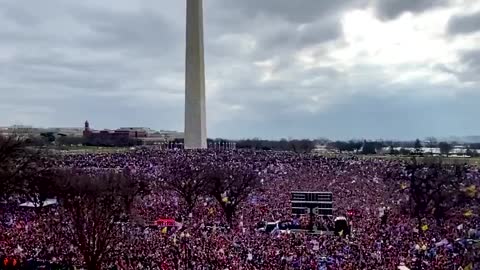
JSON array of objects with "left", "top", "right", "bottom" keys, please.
[
  {"left": 328, "top": 139, "right": 480, "bottom": 157},
  {"left": 235, "top": 138, "right": 318, "bottom": 153},
  {"left": 0, "top": 135, "right": 261, "bottom": 270},
  {"left": 384, "top": 157, "right": 479, "bottom": 232},
  {"left": 18, "top": 131, "right": 480, "bottom": 156}
]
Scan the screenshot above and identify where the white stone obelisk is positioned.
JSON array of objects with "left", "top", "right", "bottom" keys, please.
[{"left": 184, "top": 0, "right": 207, "bottom": 149}]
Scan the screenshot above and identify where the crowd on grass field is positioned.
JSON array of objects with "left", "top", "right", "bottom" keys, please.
[{"left": 1, "top": 149, "right": 479, "bottom": 270}]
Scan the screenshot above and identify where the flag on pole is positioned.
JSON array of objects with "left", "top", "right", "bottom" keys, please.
[
  {"left": 465, "top": 185, "right": 476, "bottom": 197},
  {"left": 464, "top": 210, "right": 473, "bottom": 217}
]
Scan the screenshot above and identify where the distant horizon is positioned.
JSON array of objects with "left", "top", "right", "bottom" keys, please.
[{"left": 3, "top": 122, "right": 480, "bottom": 143}]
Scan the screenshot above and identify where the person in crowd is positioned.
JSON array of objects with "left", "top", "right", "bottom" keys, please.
[{"left": 1, "top": 149, "right": 478, "bottom": 269}]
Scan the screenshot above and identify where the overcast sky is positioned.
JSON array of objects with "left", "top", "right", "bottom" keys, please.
[{"left": 1, "top": 0, "right": 480, "bottom": 140}]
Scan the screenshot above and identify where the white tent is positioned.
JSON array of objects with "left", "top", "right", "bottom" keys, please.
[{"left": 19, "top": 198, "right": 57, "bottom": 208}]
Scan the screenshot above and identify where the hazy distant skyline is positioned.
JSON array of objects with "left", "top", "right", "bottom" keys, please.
[{"left": 1, "top": 0, "right": 479, "bottom": 140}]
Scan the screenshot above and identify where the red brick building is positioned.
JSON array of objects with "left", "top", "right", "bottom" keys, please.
[{"left": 83, "top": 121, "right": 147, "bottom": 146}]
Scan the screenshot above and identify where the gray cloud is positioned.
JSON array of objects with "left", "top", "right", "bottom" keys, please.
[
  {"left": 74, "top": 9, "right": 180, "bottom": 58},
  {"left": 458, "top": 50, "right": 480, "bottom": 83},
  {"left": 448, "top": 11, "right": 480, "bottom": 35},
  {"left": 215, "top": 91, "right": 480, "bottom": 140},
  {"left": 434, "top": 50, "right": 480, "bottom": 84},
  {"left": 0, "top": 0, "right": 479, "bottom": 139},
  {"left": 256, "top": 18, "right": 341, "bottom": 55},
  {"left": 373, "top": 0, "right": 449, "bottom": 20},
  {"left": 216, "top": 0, "right": 367, "bottom": 23}
]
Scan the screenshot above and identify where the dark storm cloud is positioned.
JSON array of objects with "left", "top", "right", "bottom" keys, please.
[
  {"left": 373, "top": 0, "right": 449, "bottom": 20},
  {"left": 448, "top": 11, "right": 480, "bottom": 35}
]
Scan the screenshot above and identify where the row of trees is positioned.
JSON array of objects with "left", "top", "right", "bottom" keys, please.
[
  {"left": 328, "top": 139, "right": 480, "bottom": 156},
  {"left": 161, "top": 154, "right": 260, "bottom": 225},
  {"left": 19, "top": 133, "right": 141, "bottom": 147},
  {"left": 23, "top": 133, "right": 85, "bottom": 147},
  {"left": 401, "top": 157, "right": 478, "bottom": 230},
  {"left": 50, "top": 171, "right": 148, "bottom": 269},
  {"left": 84, "top": 136, "right": 142, "bottom": 147},
  {"left": 327, "top": 140, "right": 390, "bottom": 155},
  {"left": 388, "top": 139, "right": 456, "bottom": 156},
  {"left": 235, "top": 138, "right": 317, "bottom": 153},
  {"left": 0, "top": 135, "right": 54, "bottom": 203},
  {"left": 0, "top": 136, "right": 149, "bottom": 269},
  {"left": 0, "top": 135, "right": 261, "bottom": 269}
]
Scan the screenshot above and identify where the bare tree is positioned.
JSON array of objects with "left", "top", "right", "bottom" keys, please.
[
  {"left": 119, "top": 168, "right": 150, "bottom": 212},
  {"left": 425, "top": 137, "right": 437, "bottom": 154},
  {"left": 52, "top": 171, "right": 144, "bottom": 270},
  {"left": 406, "top": 157, "right": 467, "bottom": 229},
  {"left": 289, "top": 139, "right": 316, "bottom": 153},
  {"left": 206, "top": 163, "right": 260, "bottom": 226},
  {"left": 438, "top": 142, "right": 453, "bottom": 156},
  {"left": 161, "top": 155, "right": 209, "bottom": 217},
  {"left": 0, "top": 135, "right": 47, "bottom": 202},
  {"left": 414, "top": 139, "right": 423, "bottom": 155},
  {"left": 21, "top": 167, "right": 57, "bottom": 211}
]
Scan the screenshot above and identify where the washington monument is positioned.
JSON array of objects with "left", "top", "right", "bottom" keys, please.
[{"left": 184, "top": 0, "right": 207, "bottom": 149}]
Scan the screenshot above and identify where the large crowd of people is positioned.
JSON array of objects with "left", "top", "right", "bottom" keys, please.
[{"left": 1, "top": 149, "right": 479, "bottom": 269}]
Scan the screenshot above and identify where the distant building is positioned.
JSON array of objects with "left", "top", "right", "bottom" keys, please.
[
  {"left": 83, "top": 120, "right": 148, "bottom": 146},
  {"left": 82, "top": 121, "right": 184, "bottom": 146},
  {"left": 139, "top": 132, "right": 184, "bottom": 145},
  {"left": 83, "top": 121, "right": 147, "bottom": 138},
  {"left": 1, "top": 122, "right": 184, "bottom": 146}
]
